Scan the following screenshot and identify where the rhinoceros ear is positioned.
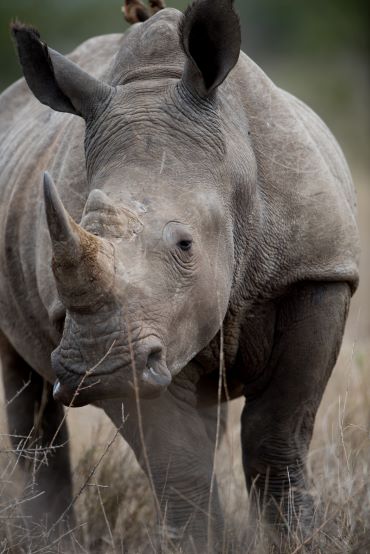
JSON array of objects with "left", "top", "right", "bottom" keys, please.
[
  {"left": 11, "top": 22, "right": 112, "bottom": 118},
  {"left": 179, "top": 0, "right": 241, "bottom": 97}
]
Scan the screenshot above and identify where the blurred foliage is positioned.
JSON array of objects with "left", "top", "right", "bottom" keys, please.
[
  {"left": 239, "top": 0, "right": 368, "bottom": 61},
  {"left": 0, "top": 0, "right": 368, "bottom": 169},
  {"left": 1, "top": 0, "right": 368, "bottom": 83}
]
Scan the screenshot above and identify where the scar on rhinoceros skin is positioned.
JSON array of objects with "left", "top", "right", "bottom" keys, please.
[{"left": 122, "top": 0, "right": 166, "bottom": 25}]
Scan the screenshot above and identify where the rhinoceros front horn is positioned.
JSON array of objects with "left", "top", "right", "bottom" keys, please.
[
  {"left": 43, "top": 172, "right": 83, "bottom": 266},
  {"left": 43, "top": 172, "right": 113, "bottom": 310}
]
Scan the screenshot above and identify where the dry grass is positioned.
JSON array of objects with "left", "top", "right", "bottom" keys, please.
[{"left": 1, "top": 338, "right": 369, "bottom": 553}]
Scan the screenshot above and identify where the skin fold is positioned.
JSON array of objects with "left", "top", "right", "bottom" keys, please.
[{"left": 0, "top": 1, "right": 359, "bottom": 550}]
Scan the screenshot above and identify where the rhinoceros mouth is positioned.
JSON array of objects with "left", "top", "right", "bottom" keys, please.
[
  {"left": 52, "top": 378, "right": 127, "bottom": 407},
  {"left": 53, "top": 366, "right": 171, "bottom": 406},
  {"left": 52, "top": 346, "right": 172, "bottom": 406}
]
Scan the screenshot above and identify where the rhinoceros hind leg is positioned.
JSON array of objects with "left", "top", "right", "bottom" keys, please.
[
  {"left": 241, "top": 281, "right": 350, "bottom": 544},
  {"left": 0, "top": 331, "right": 75, "bottom": 538}
]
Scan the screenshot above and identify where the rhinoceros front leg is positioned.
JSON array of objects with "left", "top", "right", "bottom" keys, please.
[
  {"left": 241, "top": 281, "right": 350, "bottom": 542},
  {"left": 104, "top": 372, "right": 224, "bottom": 551},
  {"left": 0, "top": 331, "right": 74, "bottom": 537}
]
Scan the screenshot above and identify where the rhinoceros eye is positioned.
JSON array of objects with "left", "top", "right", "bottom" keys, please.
[{"left": 177, "top": 239, "right": 192, "bottom": 252}]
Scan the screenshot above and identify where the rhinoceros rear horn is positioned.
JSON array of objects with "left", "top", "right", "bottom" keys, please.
[
  {"left": 179, "top": 0, "right": 241, "bottom": 97},
  {"left": 11, "top": 21, "right": 113, "bottom": 118}
]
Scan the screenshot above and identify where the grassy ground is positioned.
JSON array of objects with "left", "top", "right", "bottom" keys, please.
[{"left": 0, "top": 181, "right": 369, "bottom": 552}]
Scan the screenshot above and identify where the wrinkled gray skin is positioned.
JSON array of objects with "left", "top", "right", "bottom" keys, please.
[{"left": 0, "top": 1, "right": 359, "bottom": 550}]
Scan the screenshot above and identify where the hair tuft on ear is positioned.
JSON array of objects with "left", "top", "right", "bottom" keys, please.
[
  {"left": 11, "top": 21, "right": 50, "bottom": 68},
  {"left": 11, "top": 19, "right": 42, "bottom": 39},
  {"left": 10, "top": 21, "right": 113, "bottom": 119},
  {"left": 11, "top": 20, "right": 77, "bottom": 115},
  {"left": 178, "top": 1, "right": 198, "bottom": 54}
]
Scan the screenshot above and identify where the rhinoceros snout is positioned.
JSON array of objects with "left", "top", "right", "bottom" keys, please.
[{"left": 51, "top": 338, "right": 172, "bottom": 406}]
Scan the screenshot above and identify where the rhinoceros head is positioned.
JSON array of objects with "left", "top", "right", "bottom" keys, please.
[{"left": 12, "top": 1, "right": 245, "bottom": 406}]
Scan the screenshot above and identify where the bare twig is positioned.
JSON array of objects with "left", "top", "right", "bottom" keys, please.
[
  {"left": 5, "top": 376, "right": 31, "bottom": 407},
  {"left": 48, "top": 339, "right": 116, "bottom": 451}
]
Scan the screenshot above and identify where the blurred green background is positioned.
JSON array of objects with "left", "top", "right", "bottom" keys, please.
[{"left": 0, "top": 0, "right": 368, "bottom": 172}]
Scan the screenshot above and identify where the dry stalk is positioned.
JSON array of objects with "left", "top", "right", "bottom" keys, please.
[
  {"left": 124, "top": 311, "right": 162, "bottom": 518},
  {"left": 32, "top": 522, "right": 87, "bottom": 554},
  {"left": 207, "top": 322, "right": 224, "bottom": 554},
  {"left": 47, "top": 411, "right": 125, "bottom": 538},
  {"left": 94, "top": 479, "right": 116, "bottom": 553}
]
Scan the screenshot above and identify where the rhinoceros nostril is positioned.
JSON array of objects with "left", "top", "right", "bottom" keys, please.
[
  {"left": 141, "top": 346, "right": 171, "bottom": 388},
  {"left": 146, "top": 346, "right": 162, "bottom": 365}
]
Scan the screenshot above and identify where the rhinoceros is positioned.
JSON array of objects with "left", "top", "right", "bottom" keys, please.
[{"left": 0, "top": 0, "right": 359, "bottom": 550}]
